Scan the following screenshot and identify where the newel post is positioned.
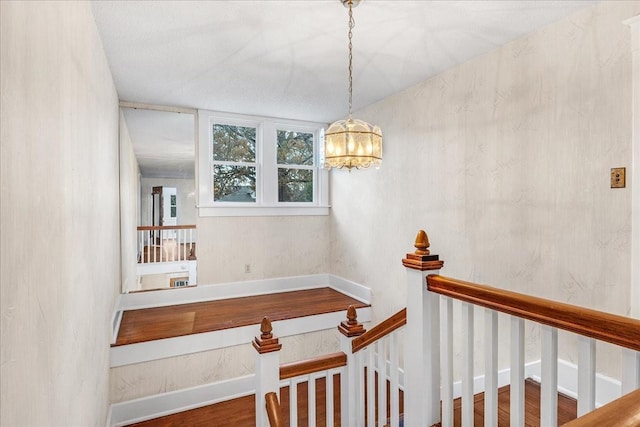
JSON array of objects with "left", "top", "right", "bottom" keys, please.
[
  {"left": 338, "top": 305, "right": 366, "bottom": 427},
  {"left": 253, "top": 317, "right": 282, "bottom": 427},
  {"left": 402, "top": 230, "right": 444, "bottom": 427}
]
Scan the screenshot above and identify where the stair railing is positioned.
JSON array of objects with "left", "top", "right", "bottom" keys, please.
[
  {"left": 402, "top": 229, "right": 640, "bottom": 427},
  {"left": 137, "top": 224, "right": 196, "bottom": 263},
  {"left": 254, "top": 317, "right": 348, "bottom": 427},
  {"left": 340, "top": 306, "right": 406, "bottom": 427},
  {"left": 259, "top": 228, "right": 640, "bottom": 427},
  {"left": 265, "top": 392, "right": 285, "bottom": 427}
]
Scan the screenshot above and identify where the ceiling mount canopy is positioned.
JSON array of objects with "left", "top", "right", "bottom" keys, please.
[{"left": 323, "top": 0, "right": 382, "bottom": 171}]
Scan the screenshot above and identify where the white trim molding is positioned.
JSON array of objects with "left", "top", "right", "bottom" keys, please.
[
  {"left": 109, "top": 375, "right": 255, "bottom": 427},
  {"left": 111, "top": 274, "right": 372, "bottom": 366},
  {"left": 107, "top": 358, "right": 623, "bottom": 426},
  {"left": 625, "top": 14, "right": 640, "bottom": 318},
  {"left": 196, "top": 109, "right": 330, "bottom": 217}
]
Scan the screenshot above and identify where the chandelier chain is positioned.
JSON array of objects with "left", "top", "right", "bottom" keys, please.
[{"left": 348, "top": 1, "right": 354, "bottom": 118}]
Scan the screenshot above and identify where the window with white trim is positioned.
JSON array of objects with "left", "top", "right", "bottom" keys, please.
[
  {"left": 197, "top": 110, "right": 329, "bottom": 216},
  {"left": 212, "top": 123, "right": 258, "bottom": 203}
]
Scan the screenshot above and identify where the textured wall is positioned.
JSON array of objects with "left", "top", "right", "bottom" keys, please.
[
  {"left": 196, "top": 216, "right": 330, "bottom": 284},
  {"left": 330, "top": 1, "right": 640, "bottom": 377},
  {"left": 120, "top": 110, "right": 140, "bottom": 294},
  {"left": 0, "top": 2, "right": 120, "bottom": 425},
  {"left": 111, "top": 213, "right": 332, "bottom": 401},
  {"left": 110, "top": 329, "right": 339, "bottom": 402}
]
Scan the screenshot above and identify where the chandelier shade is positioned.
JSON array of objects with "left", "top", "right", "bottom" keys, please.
[
  {"left": 323, "top": 0, "right": 382, "bottom": 171},
  {"left": 324, "top": 118, "right": 382, "bottom": 170}
]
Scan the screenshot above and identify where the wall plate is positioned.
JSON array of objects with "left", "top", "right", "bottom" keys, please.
[{"left": 611, "top": 167, "right": 626, "bottom": 188}]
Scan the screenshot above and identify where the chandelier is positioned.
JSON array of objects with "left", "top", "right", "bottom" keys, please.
[{"left": 323, "top": 0, "right": 382, "bottom": 170}]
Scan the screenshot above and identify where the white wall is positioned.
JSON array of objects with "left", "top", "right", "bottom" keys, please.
[
  {"left": 109, "top": 214, "right": 332, "bottom": 401},
  {"left": 196, "top": 215, "right": 330, "bottom": 284},
  {"left": 0, "top": 2, "right": 120, "bottom": 425},
  {"left": 120, "top": 110, "right": 140, "bottom": 294},
  {"left": 330, "top": 1, "right": 640, "bottom": 378}
]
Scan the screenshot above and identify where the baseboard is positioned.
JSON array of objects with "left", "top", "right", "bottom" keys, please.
[
  {"left": 108, "top": 357, "right": 623, "bottom": 426},
  {"left": 527, "top": 359, "right": 621, "bottom": 407},
  {"left": 328, "top": 274, "right": 372, "bottom": 304},
  {"left": 108, "top": 375, "right": 255, "bottom": 427},
  {"left": 117, "top": 274, "right": 343, "bottom": 311}
]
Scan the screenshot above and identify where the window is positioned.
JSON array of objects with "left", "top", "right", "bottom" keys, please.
[
  {"left": 277, "top": 130, "right": 314, "bottom": 203},
  {"left": 198, "top": 111, "right": 329, "bottom": 216},
  {"left": 212, "top": 123, "right": 257, "bottom": 203}
]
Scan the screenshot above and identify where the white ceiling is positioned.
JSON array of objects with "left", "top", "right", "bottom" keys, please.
[
  {"left": 121, "top": 108, "right": 195, "bottom": 179},
  {"left": 92, "top": 0, "right": 598, "bottom": 124},
  {"left": 94, "top": 0, "right": 598, "bottom": 179}
]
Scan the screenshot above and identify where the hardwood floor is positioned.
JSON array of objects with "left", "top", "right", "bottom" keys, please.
[
  {"left": 452, "top": 378, "right": 577, "bottom": 427},
  {"left": 114, "top": 288, "right": 369, "bottom": 346},
  {"left": 127, "top": 378, "right": 576, "bottom": 426}
]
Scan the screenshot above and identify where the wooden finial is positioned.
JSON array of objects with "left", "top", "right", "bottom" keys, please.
[
  {"left": 338, "top": 305, "right": 366, "bottom": 337},
  {"left": 260, "top": 317, "right": 273, "bottom": 339},
  {"left": 414, "top": 230, "right": 430, "bottom": 255},
  {"left": 402, "top": 229, "right": 444, "bottom": 271},
  {"left": 253, "top": 316, "right": 282, "bottom": 354},
  {"left": 346, "top": 305, "right": 358, "bottom": 325}
]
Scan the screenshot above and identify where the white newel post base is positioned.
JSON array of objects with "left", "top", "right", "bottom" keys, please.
[
  {"left": 253, "top": 317, "right": 282, "bottom": 427},
  {"left": 402, "top": 230, "right": 444, "bottom": 427},
  {"left": 338, "top": 306, "right": 366, "bottom": 427}
]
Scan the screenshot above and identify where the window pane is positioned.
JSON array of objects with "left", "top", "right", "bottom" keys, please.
[
  {"left": 278, "top": 168, "right": 313, "bottom": 202},
  {"left": 214, "top": 165, "right": 256, "bottom": 202},
  {"left": 277, "top": 130, "right": 314, "bottom": 165},
  {"left": 213, "top": 124, "right": 256, "bottom": 162}
]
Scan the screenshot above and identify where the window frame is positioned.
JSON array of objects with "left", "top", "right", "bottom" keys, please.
[
  {"left": 197, "top": 110, "right": 329, "bottom": 217},
  {"left": 210, "top": 117, "right": 261, "bottom": 206}
]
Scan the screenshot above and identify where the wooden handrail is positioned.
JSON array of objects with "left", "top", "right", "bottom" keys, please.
[
  {"left": 137, "top": 224, "right": 196, "bottom": 231},
  {"left": 279, "top": 352, "right": 347, "bottom": 380},
  {"left": 265, "top": 392, "right": 285, "bottom": 427},
  {"left": 427, "top": 275, "right": 640, "bottom": 352},
  {"left": 561, "top": 388, "right": 640, "bottom": 426},
  {"left": 352, "top": 308, "right": 407, "bottom": 353}
]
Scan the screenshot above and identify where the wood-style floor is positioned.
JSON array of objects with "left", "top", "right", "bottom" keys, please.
[
  {"left": 114, "top": 288, "right": 369, "bottom": 346},
  {"left": 127, "top": 378, "right": 576, "bottom": 427}
]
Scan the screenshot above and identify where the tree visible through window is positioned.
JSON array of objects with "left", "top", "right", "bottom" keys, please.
[
  {"left": 212, "top": 124, "right": 257, "bottom": 202},
  {"left": 277, "top": 130, "right": 314, "bottom": 203}
]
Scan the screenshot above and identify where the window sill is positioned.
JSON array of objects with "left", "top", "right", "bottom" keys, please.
[{"left": 197, "top": 205, "right": 330, "bottom": 217}]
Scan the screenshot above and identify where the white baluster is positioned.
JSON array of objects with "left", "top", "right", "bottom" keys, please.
[
  {"left": 577, "top": 336, "right": 595, "bottom": 416},
  {"left": 389, "top": 332, "right": 400, "bottom": 427},
  {"left": 622, "top": 349, "right": 640, "bottom": 394},
  {"left": 377, "top": 339, "right": 387, "bottom": 427},
  {"left": 290, "top": 380, "right": 298, "bottom": 427},
  {"left": 541, "top": 325, "right": 558, "bottom": 427},
  {"left": 357, "top": 351, "right": 365, "bottom": 425},
  {"left": 440, "top": 296, "right": 454, "bottom": 427},
  {"left": 510, "top": 317, "right": 525, "bottom": 427},
  {"left": 367, "top": 347, "right": 375, "bottom": 427},
  {"left": 326, "top": 370, "right": 334, "bottom": 427},
  {"left": 190, "top": 228, "right": 194, "bottom": 258},
  {"left": 462, "top": 302, "right": 474, "bottom": 427},
  {"left": 308, "top": 374, "right": 316, "bottom": 427},
  {"left": 484, "top": 309, "right": 498, "bottom": 427}
]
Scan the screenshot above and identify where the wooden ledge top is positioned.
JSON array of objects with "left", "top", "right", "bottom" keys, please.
[{"left": 402, "top": 258, "right": 444, "bottom": 271}]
